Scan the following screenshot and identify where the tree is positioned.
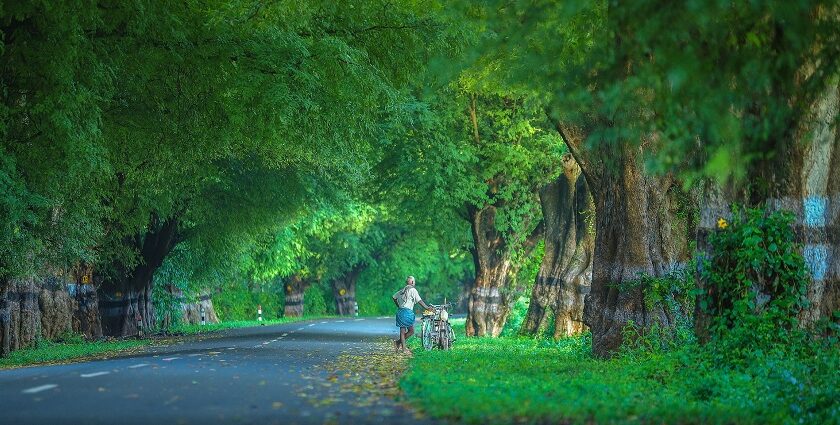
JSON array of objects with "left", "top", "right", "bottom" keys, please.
[
  {"left": 88, "top": 0, "right": 450, "bottom": 335},
  {"left": 520, "top": 153, "right": 594, "bottom": 338},
  {"left": 381, "top": 85, "right": 563, "bottom": 336},
  {"left": 462, "top": 0, "right": 839, "bottom": 355}
]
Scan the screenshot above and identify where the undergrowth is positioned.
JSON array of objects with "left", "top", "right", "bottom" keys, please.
[{"left": 403, "top": 208, "right": 839, "bottom": 424}]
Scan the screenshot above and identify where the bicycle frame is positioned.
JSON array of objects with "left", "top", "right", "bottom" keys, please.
[{"left": 420, "top": 303, "right": 454, "bottom": 351}]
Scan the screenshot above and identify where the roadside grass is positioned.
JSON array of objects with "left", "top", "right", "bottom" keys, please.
[
  {"left": 0, "top": 315, "right": 335, "bottom": 369},
  {"left": 401, "top": 319, "right": 840, "bottom": 424},
  {"left": 0, "top": 337, "right": 148, "bottom": 369}
]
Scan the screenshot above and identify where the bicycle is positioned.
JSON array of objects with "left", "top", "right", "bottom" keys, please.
[{"left": 420, "top": 302, "right": 455, "bottom": 350}]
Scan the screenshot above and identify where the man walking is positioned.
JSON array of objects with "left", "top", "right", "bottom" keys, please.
[{"left": 393, "top": 276, "right": 434, "bottom": 356}]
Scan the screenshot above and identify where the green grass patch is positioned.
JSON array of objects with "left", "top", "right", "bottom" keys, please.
[
  {"left": 0, "top": 338, "right": 148, "bottom": 369},
  {"left": 401, "top": 319, "right": 839, "bottom": 424}
]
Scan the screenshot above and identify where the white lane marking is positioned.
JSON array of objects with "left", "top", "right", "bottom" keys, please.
[
  {"left": 162, "top": 357, "right": 180, "bottom": 361},
  {"left": 296, "top": 328, "right": 304, "bottom": 331},
  {"left": 354, "top": 318, "right": 365, "bottom": 322},
  {"left": 308, "top": 324, "right": 316, "bottom": 327},
  {"left": 320, "top": 321, "right": 327, "bottom": 324},
  {"left": 22, "top": 384, "right": 58, "bottom": 394},
  {"left": 80, "top": 372, "right": 110, "bottom": 378},
  {"left": 281, "top": 333, "right": 288, "bottom": 337},
  {"left": 188, "top": 353, "right": 201, "bottom": 357},
  {"left": 336, "top": 320, "right": 345, "bottom": 323},
  {"left": 227, "top": 347, "right": 235, "bottom": 350},
  {"left": 262, "top": 342, "right": 270, "bottom": 345},
  {"left": 128, "top": 363, "right": 149, "bottom": 369}
]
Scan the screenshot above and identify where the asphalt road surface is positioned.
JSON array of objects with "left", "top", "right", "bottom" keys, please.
[{"left": 0, "top": 317, "right": 429, "bottom": 425}]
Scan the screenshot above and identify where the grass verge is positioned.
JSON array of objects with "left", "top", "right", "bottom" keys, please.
[
  {"left": 401, "top": 319, "right": 839, "bottom": 424},
  {"left": 0, "top": 315, "right": 333, "bottom": 369},
  {"left": 0, "top": 338, "right": 148, "bottom": 369}
]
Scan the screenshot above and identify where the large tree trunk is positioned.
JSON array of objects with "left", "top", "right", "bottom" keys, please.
[
  {"left": 0, "top": 280, "right": 12, "bottom": 357},
  {"left": 521, "top": 153, "right": 594, "bottom": 338},
  {"left": 0, "top": 269, "right": 102, "bottom": 357},
  {"left": 99, "top": 215, "right": 179, "bottom": 336},
  {"left": 695, "top": 83, "right": 840, "bottom": 337},
  {"left": 557, "top": 124, "right": 693, "bottom": 357},
  {"left": 38, "top": 276, "right": 74, "bottom": 340},
  {"left": 584, "top": 156, "right": 692, "bottom": 357},
  {"left": 0, "top": 277, "right": 43, "bottom": 356},
  {"left": 465, "top": 205, "right": 542, "bottom": 337},
  {"left": 0, "top": 277, "right": 43, "bottom": 353},
  {"left": 284, "top": 274, "right": 312, "bottom": 318},
  {"left": 792, "top": 84, "right": 840, "bottom": 324},
  {"left": 333, "top": 264, "right": 364, "bottom": 316}
]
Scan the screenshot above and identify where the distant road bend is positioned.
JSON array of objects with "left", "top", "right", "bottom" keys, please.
[{"left": 0, "top": 317, "right": 429, "bottom": 425}]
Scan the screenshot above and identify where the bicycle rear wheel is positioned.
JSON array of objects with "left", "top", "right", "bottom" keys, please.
[{"left": 440, "top": 323, "right": 452, "bottom": 350}]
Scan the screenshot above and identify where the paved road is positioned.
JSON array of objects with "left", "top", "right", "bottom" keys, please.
[{"left": 0, "top": 317, "right": 427, "bottom": 425}]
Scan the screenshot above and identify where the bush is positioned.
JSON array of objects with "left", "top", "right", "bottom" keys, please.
[
  {"left": 303, "top": 283, "right": 335, "bottom": 316},
  {"left": 700, "top": 206, "right": 810, "bottom": 353},
  {"left": 614, "top": 267, "right": 696, "bottom": 355},
  {"left": 212, "top": 280, "right": 283, "bottom": 321},
  {"left": 501, "top": 295, "right": 530, "bottom": 336}
]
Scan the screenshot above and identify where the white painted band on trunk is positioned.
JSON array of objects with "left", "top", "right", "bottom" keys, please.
[
  {"left": 804, "top": 196, "right": 828, "bottom": 227},
  {"left": 470, "top": 303, "right": 500, "bottom": 313},
  {"left": 804, "top": 244, "right": 829, "bottom": 281},
  {"left": 474, "top": 287, "right": 501, "bottom": 297},
  {"left": 22, "top": 384, "right": 58, "bottom": 394},
  {"left": 766, "top": 195, "right": 840, "bottom": 227}
]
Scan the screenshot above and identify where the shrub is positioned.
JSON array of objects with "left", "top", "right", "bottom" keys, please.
[{"left": 699, "top": 206, "right": 810, "bottom": 352}]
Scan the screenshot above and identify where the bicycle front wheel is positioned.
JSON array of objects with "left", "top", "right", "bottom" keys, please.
[{"left": 421, "top": 318, "right": 433, "bottom": 350}]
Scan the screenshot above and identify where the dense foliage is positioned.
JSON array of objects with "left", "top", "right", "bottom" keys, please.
[{"left": 2, "top": 1, "right": 838, "bottom": 422}]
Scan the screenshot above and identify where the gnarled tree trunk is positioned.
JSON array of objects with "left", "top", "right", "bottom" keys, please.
[
  {"left": 465, "top": 205, "right": 542, "bottom": 337},
  {"left": 69, "top": 265, "right": 102, "bottom": 338},
  {"left": 0, "top": 280, "right": 13, "bottom": 357},
  {"left": 284, "top": 274, "right": 312, "bottom": 318},
  {"left": 521, "top": 153, "right": 594, "bottom": 338},
  {"left": 793, "top": 84, "right": 840, "bottom": 324},
  {"left": 0, "top": 270, "right": 102, "bottom": 357},
  {"left": 99, "top": 215, "right": 179, "bottom": 336},
  {"left": 333, "top": 264, "right": 364, "bottom": 316},
  {"left": 0, "top": 277, "right": 43, "bottom": 354},
  {"left": 181, "top": 293, "right": 219, "bottom": 325},
  {"left": 557, "top": 124, "right": 694, "bottom": 357}
]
